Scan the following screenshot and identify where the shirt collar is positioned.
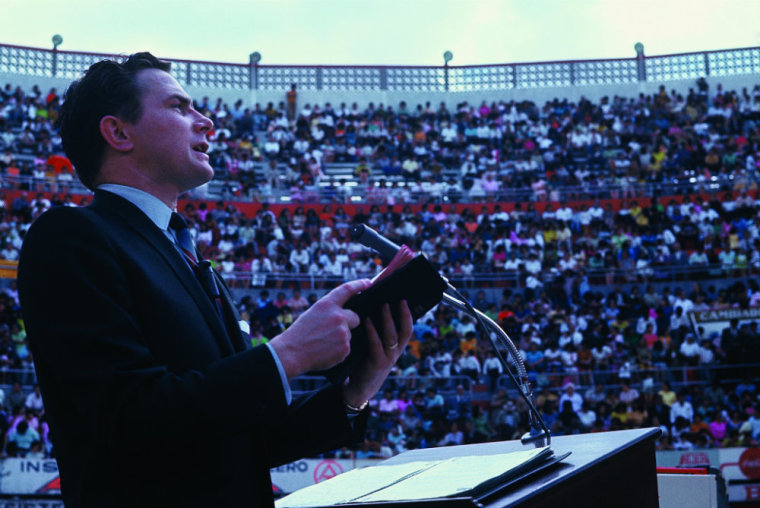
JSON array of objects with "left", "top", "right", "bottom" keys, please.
[{"left": 97, "top": 184, "right": 174, "bottom": 231}]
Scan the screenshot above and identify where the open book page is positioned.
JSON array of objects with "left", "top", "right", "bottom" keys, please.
[
  {"left": 354, "top": 447, "right": 553, "bottom": 503},
  {"left": 275, "top": 460, "right": 439, "bottom": 508},
  {"left": 276, "top": 447, "right": 553, "bottom": 507}
]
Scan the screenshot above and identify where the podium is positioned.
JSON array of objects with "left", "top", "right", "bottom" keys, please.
[{"left": 324, "top": 428, "right": 660, "bottom": 508}]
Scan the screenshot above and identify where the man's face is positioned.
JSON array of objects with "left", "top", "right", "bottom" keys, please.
[{"left": 123, "top": 69, "right": 213, "bottom": 196}]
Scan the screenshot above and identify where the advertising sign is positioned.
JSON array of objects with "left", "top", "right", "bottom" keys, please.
[
  {"left": 0, "top": 456, "right": 368, "bottom": 498},
  {"left": 657, "top": 448, "right": 760, "bottom": 502},
  {"left": 270, "top": 458, "right": 359, "bottom": 495},
  {"left": 720, "top": 447, "right": 760, "bottom": 502},
  {"left": 689, "top": 307, "right": 760, "bottom": 339},
  {"left": 0, "top": 459, "right": 60, "bottom": 496}
]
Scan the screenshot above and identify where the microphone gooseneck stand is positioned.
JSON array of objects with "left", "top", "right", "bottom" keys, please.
[
  {"left": 441, "top": 288, "right": 550, "bottom": 447},
  {"left": 350, "top": 224, "right": 551, "bottom": 447}
]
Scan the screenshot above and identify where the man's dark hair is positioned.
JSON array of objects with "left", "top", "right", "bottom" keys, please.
[{"left": 59, "top": 52, "right": 171, "bottom": 190}]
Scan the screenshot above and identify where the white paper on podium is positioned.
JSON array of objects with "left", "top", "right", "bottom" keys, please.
[
  {"left": 275, "top": 460, "right": 439, "bottom": 508},
  {"left": 276, "top": 446, "right": 552, "bottom": 507},
  {"left": 355, "top": 447, "right": 552, "bottom": 502}
]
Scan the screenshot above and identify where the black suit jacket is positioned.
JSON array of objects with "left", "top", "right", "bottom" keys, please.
[{"left": 18, "top": 190, "right": 364, "bottom": 507}]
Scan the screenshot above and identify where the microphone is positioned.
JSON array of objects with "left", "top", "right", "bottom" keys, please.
[
  {"left": 350, "top": 223, "right": 551, "bottom": 447},
  {"left": 349, "top": 224, "right": 400, "bottom": 262},
  {"left": 320, "top": 224, "right": 446, "bottom": 385}
]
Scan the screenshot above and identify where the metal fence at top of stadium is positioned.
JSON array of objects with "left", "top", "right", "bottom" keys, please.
[{"left": 2, "top": 42, "right": 760, "bottom": 91}]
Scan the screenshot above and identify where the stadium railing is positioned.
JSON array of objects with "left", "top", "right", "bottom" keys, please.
[
  {"left": 291, "top": 364, "right": 757, "bottom": 400},
  {"left": 495, "top": 362, "right": 760, "bottom": 393},
  {"left": 3, "top": 363, "right": 758, "bottom": 406},
  {"left": 291, "top": 375, "right": 475, "bottom": 398},
  {"left": 0, "top": 170, "right": 741, "bottom": 205},
  {"left": 2, "top": 42, "right": 760, "bottom": 91},
  {"left": 222, "top": 263, "right": 755, "bottom": 291}
]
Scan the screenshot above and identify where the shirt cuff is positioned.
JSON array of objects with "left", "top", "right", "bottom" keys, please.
[{"left": 265, "top": 342, "right": 292, "bottom": 406}]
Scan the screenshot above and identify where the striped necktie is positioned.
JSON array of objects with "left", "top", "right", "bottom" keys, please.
[
  {"left": 169, "top": 212, "right": 199, "bottom": 267},
  {"left": 170, "top": 212, "right": 230, "bottom": 333}
]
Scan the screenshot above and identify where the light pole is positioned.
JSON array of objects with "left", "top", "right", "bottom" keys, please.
[
  {"left": 248, "top": 51, "right": 262, "bottom": 110},
  {"left": 51, "top": 34, "right": 63, "bottom": 77},
  {"left": 443, "top": 50, "right": 453, "bottom": 92},
  {"left": 249, "top": 51, "right": 262, "bottom": 90},
  {"left": 634, "top": 42, "right": 646, "bottom": 83}
]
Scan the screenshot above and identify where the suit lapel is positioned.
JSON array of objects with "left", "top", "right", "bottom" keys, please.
[
  {"left": 213, "top": 270, "right": 250, "bottom": 352},
  {"left": 91, "top": 190, "right": 236, "bottom": 356}
]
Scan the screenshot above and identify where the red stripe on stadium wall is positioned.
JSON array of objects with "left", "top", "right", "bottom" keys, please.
[{"left": 5, "top": 189, "right": 757, "bottom": 218}]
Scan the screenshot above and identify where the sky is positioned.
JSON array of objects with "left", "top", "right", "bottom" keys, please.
[{"left": 3, "top": 0, "right": 760, "bottom": 67}]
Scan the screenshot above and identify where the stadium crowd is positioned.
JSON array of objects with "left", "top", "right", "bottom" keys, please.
[
  {"left": 3, "top": 77, "right": 760, "bottom": 203},
  {"left": 190, "top": 78, "right": 760, "bottom": 206},
  {"left": 0, "top": 78, "right": 758, "bottom": 459}
]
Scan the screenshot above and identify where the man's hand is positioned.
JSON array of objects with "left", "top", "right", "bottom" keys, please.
[
  {"left": 269, "top": 279, "right": 372, "bottom": 379},
  {"left": 343, "top": 301, "right": 414, "bottom": 408}
]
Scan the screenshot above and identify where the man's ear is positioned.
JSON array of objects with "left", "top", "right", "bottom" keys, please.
[{"left": 99, "top": 115, "right": 133, "bottom": 152}]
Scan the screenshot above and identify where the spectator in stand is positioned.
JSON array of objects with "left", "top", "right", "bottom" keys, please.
[
  {"left": 721, "top": 318, "right": 743, "bottom": 365},
  {"left": 286, "top": 289, "right": 309, "bottom": 316},
  {"left": 524, "top": 342, "right": 545, "bottom": 373},
  {"left": 438, "top": 421, "right": 464, "bottom": 446},
  {"left": 618, "top": 381, "right": 640, "bottom": 407},
  {"left": 659, "top": 382, "right": 677, "bottom": 407},
  {"left": 24, "top": 385, "right": 43, "bottom": 412},
  {"left": 555, "top": 399, "right": 582, "bottom": 435},
  {"left": 422, "top": 387, "right": 445, "bottom": 420},
  {"left": 709, "top": 411, "right": 728, "bottom": 442},
  {"left": 286, "top": 84, "right": 297, "bottom": 123},
  {"left": 5, "top": 419, "right": 39, "bottom": 457},
  {"left": 558, "top": 383, "right": 583, "bottom": 413},
  {"left": 377, "top": 389, "right": 400, "bottom": 416},
  {"left": 5, "top": 382, "right": 25, "bottom": 412},
  {"left": 670, "top": 392, "right": 695, "bottom": 428},
  {"left": 678, "top": 333, "right": 702, "bottom": 367},
  {"left": 444, "top": 384, "right": 472, "bottom": 422},
  {"left": 584, "top": 384, "right": 606, "bottom": 406},
  {"left": 458, "top": 350, "right": 481, "bottom": 382}
]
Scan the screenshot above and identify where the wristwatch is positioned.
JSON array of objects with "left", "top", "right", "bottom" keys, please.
[{"left": 343, "top": 399, "right": 369, "bottom": 415}]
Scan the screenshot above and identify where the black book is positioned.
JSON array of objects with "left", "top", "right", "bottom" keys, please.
[{"left": 320, "top": 252, "right": 447, "bottom": 384}]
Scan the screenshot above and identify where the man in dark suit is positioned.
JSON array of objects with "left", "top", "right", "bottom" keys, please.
[{"left": 18, "top": 52, "right": 412, "bottom": 507}]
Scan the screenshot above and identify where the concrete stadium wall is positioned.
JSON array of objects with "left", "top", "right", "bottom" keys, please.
[
  {"left": 255, "top": 74, "right": 760, "bottom": 110},
  {"left": 0, "top": 72, "right": 72, "bottom": 96}
]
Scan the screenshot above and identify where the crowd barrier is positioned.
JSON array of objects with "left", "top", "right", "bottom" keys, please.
[
  {"left": 368, "top": 364, "right": 760, "bottom": 397},
  {"left": 0, "top": 165, "right": 746, "bottom": 205},
  {"left": 1, "top": 362, "right": 758, "bottom": 400},
  {"left": 495, "top": 362, "right": 760, "bottom": 395},
  {"left": 220, "top": 262, "right": 758, "bottom": 291}
]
